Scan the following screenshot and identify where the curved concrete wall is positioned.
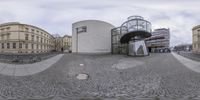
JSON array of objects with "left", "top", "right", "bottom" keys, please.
[{"left": 72, "top": 20, "right": 115, "bottom": 53}]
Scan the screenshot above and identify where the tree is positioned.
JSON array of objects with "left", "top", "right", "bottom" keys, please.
[{"left": 52, "top": 34, "right": 62, "bottom": 51}]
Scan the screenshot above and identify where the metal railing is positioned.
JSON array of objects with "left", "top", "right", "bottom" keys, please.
[{"left": 120, "top": 16, "right": 152, "bottom": 36}]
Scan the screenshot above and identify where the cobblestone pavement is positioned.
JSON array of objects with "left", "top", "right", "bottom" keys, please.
[{"left": 0, "top": 53, "right": 199, "bottom": 100}]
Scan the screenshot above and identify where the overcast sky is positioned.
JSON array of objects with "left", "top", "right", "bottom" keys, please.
[{"left": 0, "top": 0, "right": 199, "bottom": 46}]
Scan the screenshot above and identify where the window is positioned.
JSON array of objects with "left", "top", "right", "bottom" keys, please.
[
  {"left": 25, "top": 28, "right": 29, "bottom": 31},
  {"left": 1, "top": 34, "right": 4, "bottom": 40},
  {"left": 13, "top": 43, "right": 16, "bottom": 49},
  {"left": 31, "top": 35, "right": 34, "bottom": 41},
  {"left": 6, "top": 27, "right": 10, "bottom": 31},
  {"left": 7, "top": 43, "right": 10, "bottom": 49},
  {"left": 1, "top": 28, "right": 5, "bottom": 31},
  {"left": 36, "top": 36, "right": 39, "bottom": 42},
  {"left": 25, "top": 44, "right": 28, "bottom": 49},
  {"left": 31, "top": 29, "right": 35, "bottom": 32},
  {"left": 41, "top": 38, "right": 43, "bottom": 43},
  {"left": 7, "top": 33, "right": 10, "bottom": 40},
  {"left": 1, "top": 43, "right": 4, "bottom": 49},
  {"left": 36, "top": 44, "right": 38, "bottom": 49},
  {"left": 32, "top": 44, "right": 34, "bottom": 49},
  {"left": 19, "top": 43, "right": 22, "bottom": 48},
  {"left": 76, "top": 26, "right": 87, "bottom": 33},
  {"left": 25, "top": 34, "right": 29, "bottom": 40}
]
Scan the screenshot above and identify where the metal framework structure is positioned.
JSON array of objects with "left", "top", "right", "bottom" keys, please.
[
  {"left": 120, "top": 16, "right": 152, "bottom": 43},
  {"left": 111, "top": 16, "right": 152, "bottom": 56}
]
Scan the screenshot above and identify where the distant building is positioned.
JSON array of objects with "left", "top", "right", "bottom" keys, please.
[
  {"left": 62, "top": 35, "right": 72, "bottom": 52},
  {"left": 192, "top": 25, "right": 200, "bottom": 53},
  {"left": 54, "top": 36, "right": 63, "bottom": 52},
  {"left": 54, "top": 35, "right": 72, "bottom": 52},
  {"left": 146, "top": 28, "right": 170, "bottom": 52},
  {"left": 0, "top": 22, "right": 55, "bottom": 53},
  {"left": 173, "top": 44, "right": 192, "bottom": 52},
  {"left": 72, "top": 20, "right": 115, "bottom": 53}
]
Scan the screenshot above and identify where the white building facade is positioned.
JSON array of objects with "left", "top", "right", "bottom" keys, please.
[{"left": 72, "top": 20, "right": 115, "bottom": 53}]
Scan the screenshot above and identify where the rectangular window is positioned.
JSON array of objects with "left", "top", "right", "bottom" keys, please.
[
  {"left": 32, "top": 44, "right": 34, "bottom": 49},
  {"left": 1, "top": 28, "right": 4, "bottom": 31},
  {"left": 25, "top": 44, "right": 28, "bottom": 49},
  {"left": 41, "top": 38, "right": 43, "bottom": 43},
  {"left": 31, "top": 35, "right": 34, "bottom": 41},
  {"left": 1, "top": 35, "right": 4, "bottom": 40},
  {"left": 25, "top": 34, "right": 29, "bottom": 40},
  {"left": 31, "top": 29, "right": 35, "bottom": 32},
  {"left": 19, "top": 43, "right": 22, "bottom": 48},
  {"left": 25, "top": 28, "right": 29, "bottom": 31},
  {"left": 76, "top": 26, "right": 87, "bottom": 33},
  {"left": 37, "top": 44, "right": 38, "bottom": 49},
  {"left": 6, "top": 27, "right": 10, "bottom": 31},
  {"left": 7, "top": 33, "right": 10, "bottom": 40},
  {"left": 7, "top": 43, "right": 10, "bottom": 49},
  {"left": 36, "top": 36, "right": 39, "bottom": 42},
  {"left": 1, "top": 43, "right": 4, "bottom": 49},
  {"left": 13, "top": 43, "right": 16, "bottom": 49}
]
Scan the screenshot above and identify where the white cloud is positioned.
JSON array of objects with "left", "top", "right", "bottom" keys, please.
[{"left": 0, "top": 0, "right": 199, "bottom": 46}]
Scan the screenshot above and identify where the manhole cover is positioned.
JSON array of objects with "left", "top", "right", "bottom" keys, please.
[
  {"left": 79, "top": 64, "right": 84, "bottom": 66},
  {"left": 76, "top": 73, "right": 89, "bottom": 80}
]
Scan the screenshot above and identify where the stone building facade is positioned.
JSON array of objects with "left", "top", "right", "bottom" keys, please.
[
  {"left": 0, "top": 22, "right": 55, "bottom": 53},
  {"left": 192, "top": 25, "right": 200, "bottom": 53}
]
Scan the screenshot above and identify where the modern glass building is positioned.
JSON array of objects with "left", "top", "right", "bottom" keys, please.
[{"left": 111, "top": 27, "right": 128, "bottom": 54}]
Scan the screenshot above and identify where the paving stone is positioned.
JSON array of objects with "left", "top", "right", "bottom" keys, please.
[
  {"left": 0, "top": 66, "right": 15, "bottom": 76},
  {"left": 25, "top": 66, "right": 42, "bottom": 75},
  {"left": 14, "top": 67, "right": 29, "bottom": 76},
  {"left": 0, "top": 54, "right": 64, "bottom": 76}
]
